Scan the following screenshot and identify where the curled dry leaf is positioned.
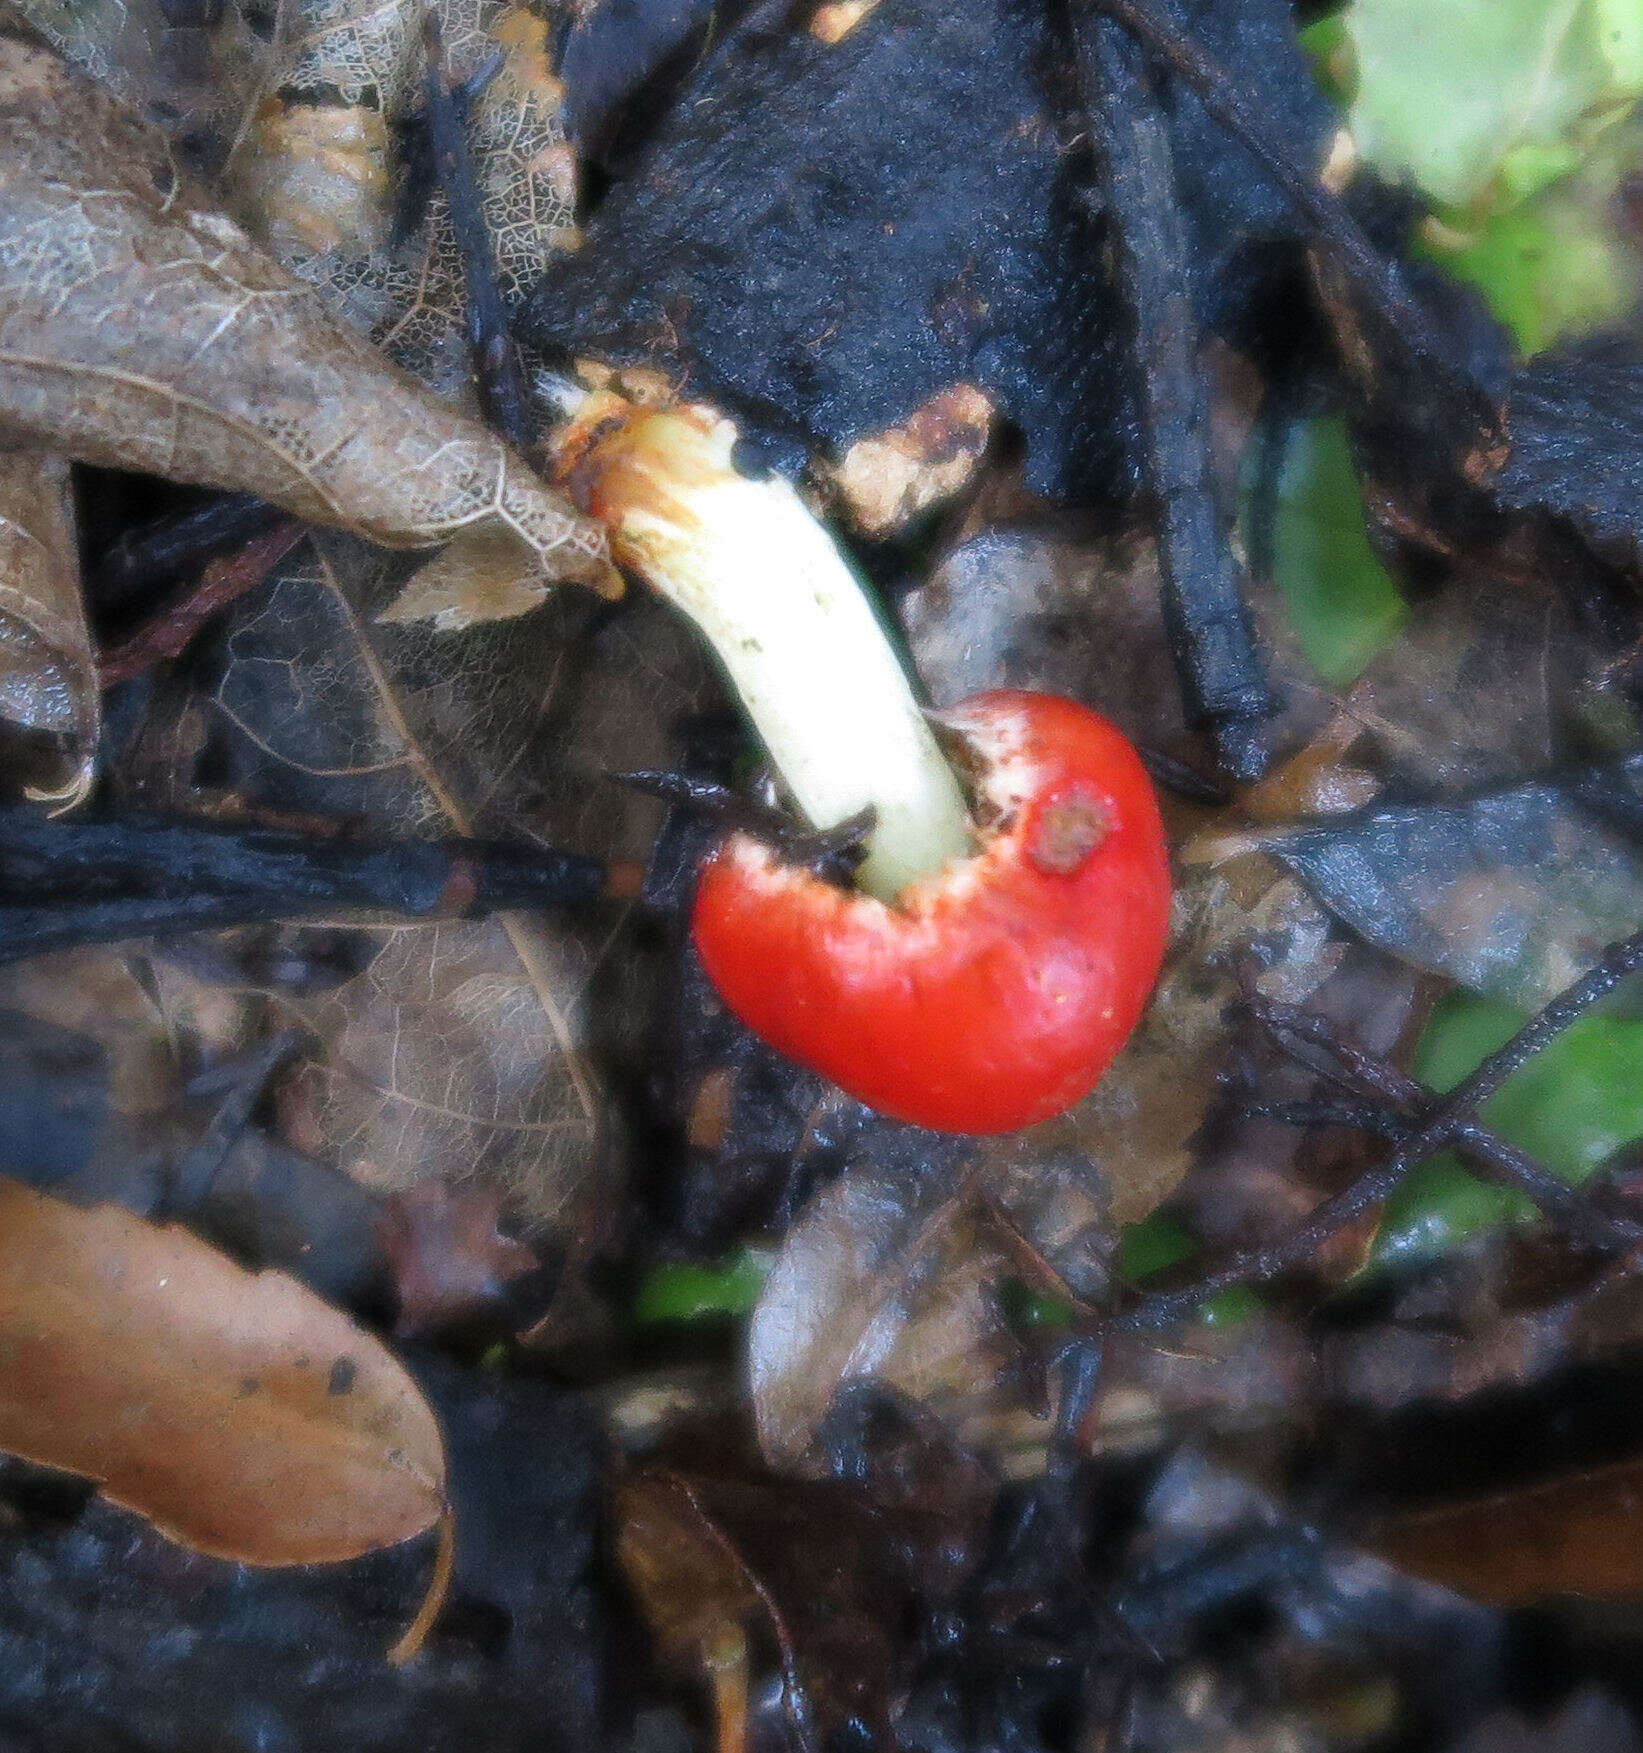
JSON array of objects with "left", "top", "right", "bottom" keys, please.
[
  {"left": 0, "top": 450, "right": 97, "bottom": 800},
  {"left": 0, "top": 30, "right": 611, "bottom": 604},
  {"left": 0, "top": 1176, "right": 445, "bottom": 1565}
]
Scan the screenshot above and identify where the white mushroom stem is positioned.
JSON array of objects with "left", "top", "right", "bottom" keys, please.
[{"left": 553, "top": 395, "right": 971, "bottom": 901}]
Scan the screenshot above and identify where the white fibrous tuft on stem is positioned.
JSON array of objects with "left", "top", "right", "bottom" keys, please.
[{"left": 552, "top": 395, "right": 971, "bottom": 901}]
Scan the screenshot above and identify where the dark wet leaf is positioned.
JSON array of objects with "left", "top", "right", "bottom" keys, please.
[
  {"left": 1374, "top": 1453, "right": 1643, "bottom": 1605},
  {"left": 559, "top": 0, "right": 714, "bottom": 151},
  {"left": 1326, "top": 569, "right": 1626, "bottom": 798},
  {"left": 1271, "top": 756, "right": 1643, "bottom": 1008},
  {"left": 525, "top": 0, "right": 1331, "bottom": 499},
  {"left": 1494, "top": 356, "right": 1643, "bottom": 564},
  {"left": 1450, "top": 1692, "right": 1642, "bottom": 1753}
]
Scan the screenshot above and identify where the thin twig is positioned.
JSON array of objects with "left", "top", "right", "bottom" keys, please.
[
  {"left": 1092, "top": 0, "right": 1499, "bottom": 448},
  {"left": 99, "top": 520, "right": 306, "bottom": 685},
  {"left": 1072, "top": 5, "right": 1273, "bottom": 778},
  {"left": 91, "top": 493, "right": 285, "bottom": 611},
  {"left": 1112, "top": 932, "right": 1643, "bottom": 1330},
  {"left": 421, "top": 8, "right": 532, "bottom": 446},
  {"left": 1248, "top": 1006, "right": 1633, "bottom": 1243},
  {"left": 0, "top": 807, "right": 622, "bottom": 966}
]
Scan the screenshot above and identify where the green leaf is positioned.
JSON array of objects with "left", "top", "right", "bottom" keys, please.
[
  {"left": 1265, "top": 417, "right": 1406, "bottom": 687},
  {"left": 1299, "top": 11, "right": 1356, "bottom": 102},
  {"left": 1001, "top": 1280, "right": 1074, "bottom": 1332},
  {"left": 634, "top": 1249, "right": 771, "bottom": 1323},
  {"left": 1421, "top": 115, "right": 1642, "bottom": 355},
  {"left": 1118, "top": 1214, "right": 1258, "bottom": 1327},
  {"left": 1374, "top": 993, "right": 1643, "bottom": 1263},
  {"left": 1119, "top": 1212, "right": 1197, "bottom": 1280},
  {"left": 1346, "top": 0, "right": 1643, "bottom": 212}
]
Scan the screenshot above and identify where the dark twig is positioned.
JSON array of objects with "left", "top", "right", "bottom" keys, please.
[
  {"left": 1091, "top": 0, "right": 1499, "bottom": 452},
  {"left": 1111, "top": 931, "right": 1643, "bottom": 1331},
  {"left": 421, "top": 8, "right": 531, "bottom": 446},
  {"left": 616, "top": 769, "right": 873, "bottom": 879},
  {"left": 0, "top": 808, "right": 632, "bottom": 964},
  {"left": 1072, "top": 7, "right": 1273, "bottom": 779},
  {"left": 1244, "top": 1092, "right": 1633, "bottom": 1249},
  {"left": 99, "top": 520, "right": 307, "bottom": 686},
  {"left": 1251, "top": 995, "right": 1643, "bottom": 1245},
  {"left": 161, "top": 1029, "right": 305, "bottom": 1220},
  {"left": 1138, "top": 744, "right": 1232, "bottom": 805}
]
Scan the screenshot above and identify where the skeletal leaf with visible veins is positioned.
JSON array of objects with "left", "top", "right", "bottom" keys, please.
[
  {"left": 0, "top": 451, "right": 96, "bottom": 802},
  {"left": 0, "top": 27, "right": 611, "bottom": 611},
  {"left": 241, "top": 0, "right": 578, "bottom": 402}
]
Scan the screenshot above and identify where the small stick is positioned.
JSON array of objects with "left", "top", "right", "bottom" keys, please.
[
  {"left": 1111, "top": 931, "right": 1643, "bottom": 1330},
  {"left": 1251, "top": 996, "right": 1643, "bottom": 1245},
  {"left": 161, "top": 1029, "right": 306, "bottom": 1220},
  {"left": 0, "top": 808, "right": 632, "bottom": 964},
  {"left": 421, "top": 8, "right": 532, "bottom": 448},
  {"left": 1072, "top": 8, "right": 1274, "bottom": 778},
  {"left": 99, "top": 520, "right": 306, "bottom": 686},
  {"left": 1245, "top": 1095, "right": 1636, "bottom": 1250},
  {"left": 616, "top": 769, "right": 872, "bottom": 877},
  {"left": 90, "top": 493, "right": 284, "bottom": 610}
]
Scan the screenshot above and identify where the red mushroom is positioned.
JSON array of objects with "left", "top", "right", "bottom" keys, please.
[{"left": 553, "top": 395, "right": 1173, "bottom": 1133}]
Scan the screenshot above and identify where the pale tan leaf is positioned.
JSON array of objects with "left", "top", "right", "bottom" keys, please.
[
  {"left": 0, "top": 30, "right": 610, "bottom": 601},
  {"left": 0, "top": 1177, "right": 445, "bottom": 1564},
  {"left": 748, "top": 1160, "right": 1015, "bottom": 1474},
  {"left": 0, "top": 449, "right": 96, "bottom": 798}
]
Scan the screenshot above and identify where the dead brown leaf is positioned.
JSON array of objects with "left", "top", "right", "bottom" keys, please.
[
  {"left": 212, "top": 539, "right": 618, "bottom": 1238},
  {"left": 618, "top": 1459, "right": 977, "bottom": 1752},
  {"left": 377, "top": 1180, "right": 537, "bottom": 1335},
  {"left": 0, "top": 28, "right": 611, "bottom": 607},
  {"left": 0, "top": 1176, "right": 445, "bottom": 1564},
  {"left": 617, "top": 1469, "right": 765, "bottom": 1660},
  {"left": 0, "top": 450, "right": 96, "bottom": 800},
  {"left": 1373, "top": 1455, "right": 1643, "bottom": 1605}
]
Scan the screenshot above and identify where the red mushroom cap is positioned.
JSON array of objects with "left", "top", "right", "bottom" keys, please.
[{"left": 692, "top": 689, "right": 1172, "bottom": 1134}]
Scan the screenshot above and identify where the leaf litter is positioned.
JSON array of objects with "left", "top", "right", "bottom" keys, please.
[{"left": 6, "top": 0, "right": 1643, "bottom": 1747}]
